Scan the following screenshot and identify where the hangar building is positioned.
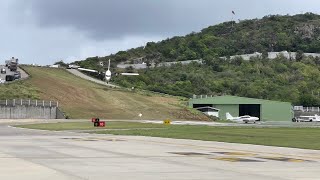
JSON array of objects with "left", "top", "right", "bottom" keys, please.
[{"left": 189, "top": 95, "right": 293, "bottom": 121}]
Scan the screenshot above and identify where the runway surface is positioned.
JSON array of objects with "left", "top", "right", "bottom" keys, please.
[
  {"left": 67, "top": 69, "right": 118, "bottom": 88},
  {"left": 1, "top": 121, "right": 320, "bottom": 180}
]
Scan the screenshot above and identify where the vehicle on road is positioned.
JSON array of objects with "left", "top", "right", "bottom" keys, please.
[
  {"left": 292, "top": 114, "right": 320, "bottom": 122},
  {"left": 5, "top": 75, "right": 14, "bottom": 82},
  {"left": 9, "top": 62, "right": 17, "bottom": 71},
  {"left": 13, "top": 71, "right": 21, "bottom": 79},
  {"left": 226, "top": 112, "right": 260, "bottom": 123},
  {"left": 1, "top": 68, "right": 6, "bottom": 74}
]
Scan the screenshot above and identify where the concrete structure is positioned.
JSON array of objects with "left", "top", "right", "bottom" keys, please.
[
  {"left": 228, "top": 51, "right": 320, "bottom": 61},
  {"left": 117, "top": 51, "right": 320, "bottom": 70},
  {"left": 0, "top": 100, "right": 63, "bottom": 119},
  {"left": 189, "top": 95, "right": 293, "bottom": 121},
  {"left": 117, "top": 59, "right": 203, "bottom": 69}
]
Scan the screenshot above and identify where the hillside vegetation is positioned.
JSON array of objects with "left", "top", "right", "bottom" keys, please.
[
  {"left": 77, "top": 13, "right": 320, "bottom": 68},
  {"left": 20, "top": 66, "right": 208, "bottom": 120},
  {"left": 114, "top": 55, "right": 320, "bottom": 106},
  {"left": 74, "top": 13, "right": 320, "bottom": 106}
]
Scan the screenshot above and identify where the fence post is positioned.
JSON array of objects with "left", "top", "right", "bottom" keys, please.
[
  {"left": 57, "top": 101, "right": 59, "bottom": 107},
  {"left": 50, "top": 101, "right": 52, "bottom": 107},
  {"left": 5, "top": 100, "right": 7, "bottom": 106},
  {"left": 13, "top": 99, "right": 15, "bottom": 106},
  {"left": 21, "top": 99, "right": 22, "bottom": 106},
  {"left": 29, "top": 99, "right": 31, "bottom": 106},
  {"left": 43, "top": 100, "right": 44, "bottom": 107},
  {"left": 36, "top": 100, "right": 37, "bottom": 106}
]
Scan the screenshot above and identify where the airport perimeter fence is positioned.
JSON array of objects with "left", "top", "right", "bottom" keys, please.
[{"left": 0, "top": 99, "right": 59, "bottom": 107}]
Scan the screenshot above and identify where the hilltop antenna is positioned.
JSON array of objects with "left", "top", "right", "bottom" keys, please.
[{"left": 231, "top": 10, "right": 236, "bottom": 28}]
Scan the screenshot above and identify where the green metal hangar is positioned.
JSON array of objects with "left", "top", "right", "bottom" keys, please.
[{"left": 189, "top": 95, "right": 293, "bottom": 122}]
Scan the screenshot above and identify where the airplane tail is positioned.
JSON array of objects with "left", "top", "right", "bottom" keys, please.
[
  {"left": 108, "top": 59, "right": 111, "bottom": 71},
  {"left": 226, "top": 112, "right": 233, "bottom": 120}
]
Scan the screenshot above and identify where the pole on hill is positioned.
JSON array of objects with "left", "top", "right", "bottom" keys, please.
[{"left": 231, "top": 10, "right": 235, "bottom": 28}]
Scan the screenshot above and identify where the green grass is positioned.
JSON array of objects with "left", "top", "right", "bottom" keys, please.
[
  {"left": 20, "top": 66, "right": 209, "bottom": 120},
  {"left": 16, "top": 121, "right": 320, "bottom": 150},
  {"left": 0, "top": 80, "right": 40, "bottom": 99},
  {"left": 16, "top": 121, "right": 166, "bottom": 131}
]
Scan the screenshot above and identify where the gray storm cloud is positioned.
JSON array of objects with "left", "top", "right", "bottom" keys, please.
[
  {"left": 13, "top": 0, "right": 316, "bottom": 40},
  {"left": 5, "top": 0, "right": 320, "bottom": 65},
  {"left": 14, "top": 0, "right": 186, "bottom": 39},
  {"left": 13, "top": 0, "right": 247, "bottom": 40}
]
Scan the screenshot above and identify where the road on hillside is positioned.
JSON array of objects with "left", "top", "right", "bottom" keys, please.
[
  {"left": 0, "top": 66, "right": 29, "bottom": 82},
  {"left": 67, "top": 69, "right": 118, "bottom": 88}
]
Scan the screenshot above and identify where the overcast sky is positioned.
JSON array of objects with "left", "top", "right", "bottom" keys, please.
[{"left": 1, "top": 0, "right": 320, "bottom": 65}]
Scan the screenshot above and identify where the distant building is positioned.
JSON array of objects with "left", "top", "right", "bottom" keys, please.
[{"left": 189, "top": 95, "right": 293, "bottom": 122}]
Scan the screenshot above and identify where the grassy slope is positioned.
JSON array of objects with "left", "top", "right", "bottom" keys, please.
[
  {"left": 0, "top": 81, "right": 39, "bottom": 100},
  {"left": 23, "top": 66, "right": 208, "bottom": 120},
  {"left": 17, "top": 121, "right": 320, "bottom": 150}
]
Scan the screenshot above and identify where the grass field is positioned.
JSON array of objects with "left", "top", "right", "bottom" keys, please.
[
  {"left": 17, "top": 121, "right": 320, "bottom": 150},
  {"left": 20, "top": 66, "right": 208, "bottom": 120},
  {"left": 0, "top": 79, "right": 40, "bottom": 99},
  {"left": 16, "top": 121, "right": 166, "bottom": 131}
]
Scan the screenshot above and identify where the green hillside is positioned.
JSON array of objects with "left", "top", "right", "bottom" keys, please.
[
  {"left": 10, "top": 66, "right": 207, "bottom": 120},
  {"left": 77, "top": 13, "right": 320, "bottom": 68},
  {"left": 73, "top": 13, "right": 320, "bottom": 106}
]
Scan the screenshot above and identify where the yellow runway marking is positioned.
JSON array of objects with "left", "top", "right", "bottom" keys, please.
[
  {"left": 213, "top": 152, "right": 256, "bottom": 156},
  {"left": 212, "top": 157, "right": 264, "bottom": 162},
  {"left": 257, "top": 156, "right": 312, "bottom": 162}
]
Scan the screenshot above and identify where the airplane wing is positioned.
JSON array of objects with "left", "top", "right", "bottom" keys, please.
[
  {"left": 120, "top": 73, "right": 139, "bottom": 76},
  {"left": 78, "top": 68, "right": 99, "bottom": 73}
]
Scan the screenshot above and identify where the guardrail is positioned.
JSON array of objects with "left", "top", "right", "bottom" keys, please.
[{"left": 0, "top": 99, "right": 59, "bottom": 107}]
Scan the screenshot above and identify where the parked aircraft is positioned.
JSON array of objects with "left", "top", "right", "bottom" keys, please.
[
  {"left": 77, "top": 59, "right": 139, "bottom": 82},
  {"left": 226, "top": 112, "right": 259, "bottom": 123}
]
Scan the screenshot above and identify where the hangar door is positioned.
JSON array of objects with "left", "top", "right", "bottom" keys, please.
[
  {"left": 239, "top": 104, "right": 261, "bottom": 120},
  {"left": 193, "top": 104, "right": 212, "bottom": 108}
]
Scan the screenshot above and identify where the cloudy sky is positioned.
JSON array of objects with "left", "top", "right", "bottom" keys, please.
[{"left": 1, "top": 0, "right": 320, "bottom": 65}]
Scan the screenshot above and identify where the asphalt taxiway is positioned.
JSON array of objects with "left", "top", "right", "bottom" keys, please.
[{"left": 1, "top": 121, "right": 320, "bottom": 180}]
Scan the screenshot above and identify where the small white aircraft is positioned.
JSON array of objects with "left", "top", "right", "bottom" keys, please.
[
  {"left": 77, "top": 59, "right": 139, "bottom": 83},
  {"left": 294, "top": 114, "right": 320, "bottom": 122},
  {"left": 226, "top": 112, "right": 260, "bottom": 123}
]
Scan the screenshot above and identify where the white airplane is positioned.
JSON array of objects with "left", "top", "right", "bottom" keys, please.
[
  {"left": 226, "top": 112, "right": 260, "bottom": 123},
  {"left": 294, "top": 114, "right": 320, "bottom": 122},
  {"left": 77, "top": 59, "right": 139, "bottom": 83}
]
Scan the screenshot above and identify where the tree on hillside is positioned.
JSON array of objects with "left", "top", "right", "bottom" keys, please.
[
  {"left": 54, "top": 60, "right": 67, "bottom": 67},
  {"left": 296, "top": 50, "right": 304, "bottom": 61}
]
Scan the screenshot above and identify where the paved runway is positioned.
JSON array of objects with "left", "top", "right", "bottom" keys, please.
[
  {"left": 1, "top": 122, "right": 320, "bottom": 180},
  {"left": 67, "top": 69, "right": 118, "bottom": 88}
]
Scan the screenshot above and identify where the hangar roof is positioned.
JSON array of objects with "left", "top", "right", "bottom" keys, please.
[{"left": 190, "top": 95, "right": 291, "bottom": 105}]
